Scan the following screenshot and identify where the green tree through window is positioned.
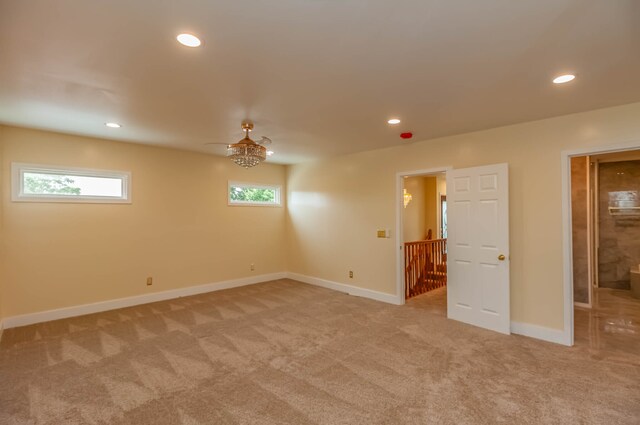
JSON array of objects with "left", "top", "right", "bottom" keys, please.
[
  {"left": 24, "top": 174, "right": 81, "bottom": 195},
  {"left": 230, "top": 186, "right": 276, "bottom": 202}
]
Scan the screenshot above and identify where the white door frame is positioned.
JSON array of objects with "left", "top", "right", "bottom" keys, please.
[
  {"left": 561, "top": 139, "right": 640, "bottom": 346},
  {"left": 395, "top": 166, "right": 452, "bottom": 305}
]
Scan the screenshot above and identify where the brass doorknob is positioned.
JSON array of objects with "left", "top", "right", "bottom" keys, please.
[{"left": 498, "top": 254, "right": 506, "bottom": 261}]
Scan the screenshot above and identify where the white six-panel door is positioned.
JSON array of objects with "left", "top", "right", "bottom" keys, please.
[{"left": 446, "top": 163, "right": 510, "bottom": 334}]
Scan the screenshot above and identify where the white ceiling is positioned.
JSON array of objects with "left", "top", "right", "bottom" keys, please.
[{"left": 1, "top": 0, "right": 639, "bottom": 164}]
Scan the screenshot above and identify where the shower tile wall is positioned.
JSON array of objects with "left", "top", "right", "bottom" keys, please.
[
  {"left": 571, "top": 157, "right": 589, "bottom": 303},
  {"left": 598, "top": 160, "right": 640, "bottom": 289}
]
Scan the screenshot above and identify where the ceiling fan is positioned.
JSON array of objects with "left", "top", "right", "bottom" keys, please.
[{"left": 205, "top": 121, "right": 272, "bottom": 168}]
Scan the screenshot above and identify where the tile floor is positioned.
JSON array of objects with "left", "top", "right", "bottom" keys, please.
[{"left": 575, "top": 288, "right": 640, "bottom": 366}]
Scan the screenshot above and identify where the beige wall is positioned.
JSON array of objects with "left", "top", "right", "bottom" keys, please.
[
  {"left": 4, "top": 102, "right": 640, "bottom": 332},
  {"left": 286, "top": 102, "right": 640, "bottom": 331},
  {"left": 436, "top": 174, "right": 447, "bottom": 238},
  {"left": 423, "top": 176, "right": 437, "bottom": 238},
  {"left": 402, "top": 177, "right": 426, "bottom": 242},
  {"left": 0, "top": 126, "right": 287, "bottom": 318},
  {"left": 402, "top": 176, "right": 438, "bottom": 242},
  {"left": 437, "top": 174, "right": 447, "bottom": 197},
  {"left": 0, "top": 127, "right": 4, "bottom": 323}
]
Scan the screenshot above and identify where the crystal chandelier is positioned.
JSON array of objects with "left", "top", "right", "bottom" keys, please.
[
  {"left": 227, "top": 122, "right": 267, "bottom": 168},
  {"left": 403, "top": 188, "right": 413, "bottom": 208}
]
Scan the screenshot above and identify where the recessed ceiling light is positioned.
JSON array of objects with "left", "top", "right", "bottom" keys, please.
[
  {"left": 177, "top": 33, "right": 202, "bottom": 47},
  {"left": 266, "top": 151, "right": 274, "bottom": 156},
  {"left": 388, "top": 118, "right": 401, "bottom": 125},
  {"left": 105, "top": 122, "right": 121, "bottom": 128},
  {"left": 553, "top": 74, "right": 575, "bottom": 84}
]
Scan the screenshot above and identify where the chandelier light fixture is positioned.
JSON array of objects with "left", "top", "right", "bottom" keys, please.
[
  {"left": 403, "top": 188, "right": 413, "bottom": 208},
  {"left": 227, "top": 122, "right": 267, "bottom": 168}
]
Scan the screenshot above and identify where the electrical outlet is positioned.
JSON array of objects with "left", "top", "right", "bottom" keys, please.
[
  {"left": 349, "top": 270, "right": 353, "bottom": 279},
  {"left": 250, "top": 263, "right": 255, "bottom": 271},
  {"left": 146, "top": 277, "right": 153, "bottom": 286}
]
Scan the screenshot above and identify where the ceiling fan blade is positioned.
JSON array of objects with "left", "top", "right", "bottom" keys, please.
[{"left": 257, "top": 136, "right": 272, "bottom": 146}]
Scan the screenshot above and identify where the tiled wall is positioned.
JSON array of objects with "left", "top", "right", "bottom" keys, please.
[
  {"left": 571, "top": 156, "right": 589, "bottom": 303},
  {"left": 598, "top": 160, "right": 640, "bottom": 289}
]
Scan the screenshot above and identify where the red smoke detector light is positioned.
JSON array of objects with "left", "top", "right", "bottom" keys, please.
[{"left": 400, "top": 132, "right": 413, "bottom": 139}]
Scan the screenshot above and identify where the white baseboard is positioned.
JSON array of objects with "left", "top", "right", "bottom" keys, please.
[
  {"left": 2, "top": 272, "right": 287, "bottom": 330},
  {"left": 1, "top": 272, "right": 572, "bottom": 348},
  {"left": 288, "top": 273, "right": 573, "bottom": 346},
  {"left": 286, "top": 272, "right": 401, "bottom": 305},
  {"left": 510, "top": 321, "right": 571, "bottom": 346}
]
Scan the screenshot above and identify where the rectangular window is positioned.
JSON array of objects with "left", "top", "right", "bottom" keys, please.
[
  {"left": 12, "top": 163, "right": 131, "bottom": 203},
  {"left": 228, "top": 181, "right": 281, "bottom": 206}
]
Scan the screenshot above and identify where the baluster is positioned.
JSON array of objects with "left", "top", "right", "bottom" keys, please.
[{"left": 404, "top": 239, "right": 448, "bottom": 299}]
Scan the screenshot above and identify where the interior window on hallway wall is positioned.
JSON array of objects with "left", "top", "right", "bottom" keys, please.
[
  {"left": 228, "top": 181, "right": 282, "bottom": 206},
  {"left": 11, "top": 163, "right": 131, "bottom": 203}
]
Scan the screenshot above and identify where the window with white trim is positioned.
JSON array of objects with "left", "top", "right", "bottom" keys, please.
[
  {"left": 228, "top": 182, "right": 281, "bottom": 206},
  {"left": 12, "top": 163, "right": 131, "bottom": 203}
]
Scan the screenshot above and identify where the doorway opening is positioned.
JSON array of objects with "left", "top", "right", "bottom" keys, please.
[
  {"left": 399, "top": 163, "right": 510, "bottom": 334},
  {"left": 566, "top": 146, "right": 640, "bottom": 349},
  {"left": 398, "top": 170, "right": 448, "bottom": 305}
]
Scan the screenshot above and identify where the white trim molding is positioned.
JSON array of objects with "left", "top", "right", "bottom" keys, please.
[
  {"left": 1, "top": 270, "right": 573, "bottom": 347},
  {"left": 289, "top": 272, "right": 571, "bottom": 345},
  {"left": 287, "top": 272, "right": 401, "bottom": 305},
  {"left": 510, "top": 321, "right": 570, "bottom": 346},
  {"left": 1, "top": 272, "right": 286, "bottom": 329}
]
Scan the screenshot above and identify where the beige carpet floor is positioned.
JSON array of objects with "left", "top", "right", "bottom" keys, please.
[{"left": 1, "top": 279, "right": 639, "bottom": 424}]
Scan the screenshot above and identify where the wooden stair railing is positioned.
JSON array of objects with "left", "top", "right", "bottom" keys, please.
[{"left": 404, "top": 238, "right": 447, "bottom": 299}]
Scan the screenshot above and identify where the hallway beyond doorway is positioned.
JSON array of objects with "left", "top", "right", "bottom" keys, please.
[{"left": 406, "top": 286, "right": 447, "bottom": 317}]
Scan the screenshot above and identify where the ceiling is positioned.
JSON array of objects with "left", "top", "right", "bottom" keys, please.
[{"left": 1, "top": 1, "right": 639, "bottom": 164}]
